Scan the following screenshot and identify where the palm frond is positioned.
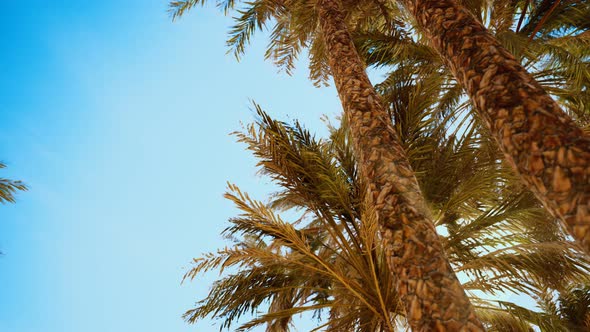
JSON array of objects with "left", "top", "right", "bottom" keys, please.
[{"left": 0, "top": 162, "right": 26, "bottom": 204}]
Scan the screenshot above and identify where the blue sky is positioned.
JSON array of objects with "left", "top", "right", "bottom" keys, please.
[{"left": 0, "top": 1, "right": 342, "bottom": 331}]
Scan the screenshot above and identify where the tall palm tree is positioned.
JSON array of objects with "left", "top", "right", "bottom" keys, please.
[
  {"left": 395, "top": 0, "right": 590, "bottom": 254},
  {"left": 183, "top": 104, "right": 590, "bottom": 331},
  {"left": 315, "top": 3, "right": 484, "bottom": 328},
  {"left": 170, "top": 0, "right": 483, "bottom": 329},
  {"left": 356, "top": 1, "right": 589, "bottom": 128}
]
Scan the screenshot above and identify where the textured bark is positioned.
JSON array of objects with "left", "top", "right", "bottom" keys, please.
[
  {"left": 400, "top": 0, "right": 590, "bottom": 255},
  {"left": 317, "top": 0, "right": 485, "bottom": 330}
]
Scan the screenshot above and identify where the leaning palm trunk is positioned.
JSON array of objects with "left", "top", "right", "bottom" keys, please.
[
  {"left": 317, "top": 0, "right": 484, "bottom": 330},
  {"left": 399, "top": 0, "right": 590, "bottom": 255}
]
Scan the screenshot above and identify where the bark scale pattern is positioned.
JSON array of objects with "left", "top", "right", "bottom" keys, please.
[
  {"left": 317, "top": 0, "right": 484, "bottom": 330},
  {"left": 400, "top": 0, "right": 590, "bottom": 254}
]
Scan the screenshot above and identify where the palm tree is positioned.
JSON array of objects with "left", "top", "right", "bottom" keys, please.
[
  {"left": 356, "top": 1, "right": 589, "bottom": 129},
  {"left": 171, "top": 0, "right": 482, "bottom": 329},
  {"left": 183, "top": 104, "right": 590, "bottom": 331},
  {"left": 394, "top": 0, "right": 590, "bottom": 254},
  {"left": 315, "top": 3, "right": 484, "bottom": 328}
]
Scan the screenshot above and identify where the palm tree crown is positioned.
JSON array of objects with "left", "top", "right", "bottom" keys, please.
[{"left": 183, "top": 102, "right": 589, "bottom": 331}]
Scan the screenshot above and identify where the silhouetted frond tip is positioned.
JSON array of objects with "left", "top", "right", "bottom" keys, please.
[
  {"left": 0, "top": 162, "right": 27, "bottom": 204},
  {"left": 169, "top": 0, "right": 208, "bottom": 21}
]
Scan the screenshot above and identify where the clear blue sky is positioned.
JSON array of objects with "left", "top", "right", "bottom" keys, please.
[{"left": 0, "top": 1, "right": 342, "bottom": 331}]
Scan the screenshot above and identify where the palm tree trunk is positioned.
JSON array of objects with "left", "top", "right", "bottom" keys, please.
[
  {"left": 317, "top": 0, "right": 484, "bottom": 330},
  {"left": 399, "top": 0, "right": 590, "bottom": 255}
]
